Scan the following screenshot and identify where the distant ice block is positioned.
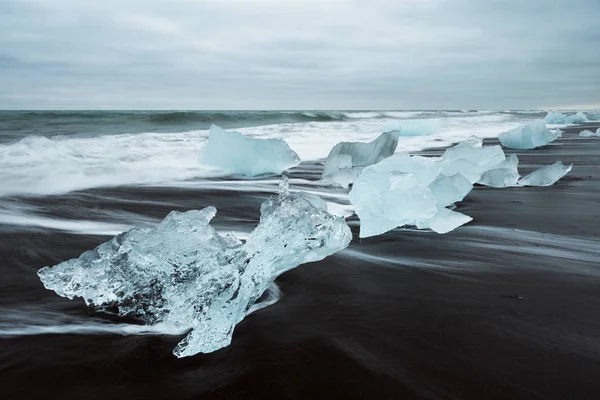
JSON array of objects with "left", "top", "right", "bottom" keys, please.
[
  {"left": 198, "top": 124, "right": 300, "bottom": 176},
  {"left": 498, "top": 120, "right": 559, "bottom": 149},
  {"left": 544, "top": 111, "right": 588, "bottom": 124},
  {"left": 477, "top": 154, "right": 521, "bottom": 188},
  {"left": 579, "top": 128, "right": 600, "bottom": 137},
  {"left": 321, "top": 131, "right": 400, "bottom": 187},
  {"left": 517, "top": 161, "right": 572, "bottom": 187},
  {"left": 38, "top": 177, "right": 351, "bottom": 357},
  {"left": 382, "top": 118, "right": 440, "bottom": 137}
]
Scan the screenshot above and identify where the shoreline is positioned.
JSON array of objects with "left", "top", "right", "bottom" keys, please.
[{"left": 2, "top": 122, "right": 600, "bottom": 399}]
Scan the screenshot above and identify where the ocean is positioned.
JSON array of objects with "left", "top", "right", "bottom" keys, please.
[{"left": 1, "top": 110, "right": 600, "bottom": 399}]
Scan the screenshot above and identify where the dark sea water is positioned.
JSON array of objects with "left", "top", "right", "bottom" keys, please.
[{"left": 1, "top": 111, "right": 600, "bottom": 399}]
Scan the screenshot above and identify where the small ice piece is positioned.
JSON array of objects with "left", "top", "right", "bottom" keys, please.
[
  {"left": 498, "top": 120, "right": 559, "bottom": 150},
  {"left": 428, "top": 173, "right": 473, "bottom": 207},
  {"left": 348, "top": 170, "right": 437, "bottom": 238},
  {"left": 382, "top": 118, "right": 440, "bottom": 136},
  {"left": 477, "top": 154, "right": 520, "bottom": 188},
  {"left": 416, "top": 208, "right": 473, "bottom": 234},
  {"left": 544, "top": 111, "right": 588, "bottom": 124},
  {"left": 517, "top": 161, "right": 573, "bottom": 187},
  {"left": 38, "top": 177, "right": 351, "bottom": 357},
  {"left": 198, "top": 124, "right": 301, "bottom": 176},
  {"left": 321, "top": 131, "right": 400, "bottom": 187},
  {"left": 579, "top": 128, "right": 600, "bottom": 137}
]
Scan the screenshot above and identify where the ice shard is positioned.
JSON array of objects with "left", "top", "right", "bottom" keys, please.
[
  {"left": 38, "top": 177, "right": 351, "bottom": 357},
  {"left": 579, "top": 128, "right": 600, "bottom": 137},
  {"left": 416, "top": 208, "right": 473, "bottom": 234},
  {"left": 498, "top": 120, "right": 559, "bottom": 150},
  {"left": 517, "top": 161, "right": 573, "bottom": 187},
  {"left": 429, "top": 173, "right": 473, "bottom": 207},
  {"left": 440, "top": 137, "right": 506, "bottom": 183},
  {"left": 348, "top": 150, "right": 475, "bottom": 238},
  {"left": 321, "top": 131, "right": 400, "bottom": 187},
  {"left": 198, "top": 124, "right": 301, "bottom": 176},
  {"left": 477, "top": 154, "right": 521, "bottom": 188},
  {"left": 348, "top": 169, "right": 438, "bottom": 238}
]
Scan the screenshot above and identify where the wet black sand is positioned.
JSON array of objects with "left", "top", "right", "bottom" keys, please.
[{"left": 1, "top": 124, "right": 600, "bottom": 399}]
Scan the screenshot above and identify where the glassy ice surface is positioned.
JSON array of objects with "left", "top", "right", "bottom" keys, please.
[
  {"left": 347, "top": 135, "right": 572, "bottom": 237},
  {"left": 416, "top": 207, "right": 473, "bottom": 234},
  {"left": 477, "top": 154, "right": 520, "bottom": 188},
  {"left": 544, "top": 111, "right": 588, "bottom": 124},
  {"left": 321, "top": 131, "right": 400, "bottom": 187},
  {"left": 349, "top": 170, "right": 438, "bottom": 238},
  {"left": 38, "top": 177, "right": 351, "bottom": 357},
  {"left": 348, "top": 145, "right": 486, "bottom": 237},
  {"left": 517, "top": 161, "right": 573, "bottom": 187},
  {"left": 440, "top": 137, "right": 506, "bottom": 182},
  {"left": 498, "top": 120, "right": 559, "bottom": 149},
  {"left": 579, "top": 129, "right": 600, "bottom": 137},
  {"left": 198, "top": 124, "right": 301, "bottom": 176}
]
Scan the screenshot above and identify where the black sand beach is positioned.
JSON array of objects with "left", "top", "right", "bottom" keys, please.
[{"left": 1, "top": 123, "right": 600, "bottom": 400}]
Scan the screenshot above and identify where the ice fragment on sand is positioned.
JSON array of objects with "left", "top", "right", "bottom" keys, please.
[
  {"left": 517, "top": 161, "right": 572, "bottom": 187},
  {"left": 416, "top": 208, "right": 473, "bottom": 234},
  {"left": 38, "top": 177, "right": 351, "bottom": 357},
  {"left": 348, "top": 150, "right": 477, "bottom": 237},
  {"left": 477, "top": 154, "right": 520, "bottom": 188},
  {"left": 198, "top": 124, "right": 300, "bottom": 176},
  {"left": 544, "top": 111, "right": 588, "bottom": 124},
  {"left": 440, "top": 137, "right": 506, "bottom": 183},
  {"left": 579, "top": 128, "right": 600, "bottom": 137},
  {"left": 321, "top": 131, "right": 400, "bottom": 187},
  {"left": 348, "top": 170, "right": 438, "bottom": 238},
  {"left": 498, "top": 120, "right": 559, "bottom": 150}
]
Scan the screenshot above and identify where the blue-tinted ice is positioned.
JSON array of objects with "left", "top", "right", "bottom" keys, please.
[
  {"left": 198, "top": 124, "right": 300, "bottom": 176},
  {"left": 38, "top": 177, "right": 351, "bottom": 357},
  {"left": 498, "top": 120, "right": 559, "bottom": 150}
]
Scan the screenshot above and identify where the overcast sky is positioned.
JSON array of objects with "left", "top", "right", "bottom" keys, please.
[{"left": 0, "top": 0, "right": 598, "bottom": 110}]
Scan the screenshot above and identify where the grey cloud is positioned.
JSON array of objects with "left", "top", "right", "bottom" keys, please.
[{"left": 0, "top": 0, "right": 598, "bottom": 109}]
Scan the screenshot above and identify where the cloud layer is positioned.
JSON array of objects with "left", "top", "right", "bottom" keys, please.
[{"left": 1, "top": 0, "right": 598, "bottom": 109}]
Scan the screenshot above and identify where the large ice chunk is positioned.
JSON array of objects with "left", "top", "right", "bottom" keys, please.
[
  {"left": 348, "top": 170, "right": 438, "bottom": 238},
  {"left": 579, "top": 128, "right": 600, "bottom": 137},
  {"left": 544, "top": 111, "right": 588, "bottom": 124},
  {"left": 38, "top": 177, "right": 351, "bottom": 357},
  {"left": 477, "top": 154, "right": 521, "bottom": 188},
  {"left": 440, "top": 137, "right": 506, "bottom": 183},
  {"left": 348, "top": 152, "right": 475, "bottom": 238},
  {"left": 498, "top": 120, "right": 559, "bottom": 150},
  {"left": 198, "top": 124, "right": 301, "bottom": 176},
  {"left": 517, "top": 161, "right": 572, "bottom": 187},
  {"left": 382, "top": 118, "right": 440, "bottom": 137},
  {"left": 321, "top": 131, "right": 400, "bottom": 187}
]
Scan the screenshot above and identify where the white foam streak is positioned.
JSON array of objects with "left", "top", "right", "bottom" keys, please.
[{"left": 0, "top": 111, "right": 564, "bottom": 197}]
